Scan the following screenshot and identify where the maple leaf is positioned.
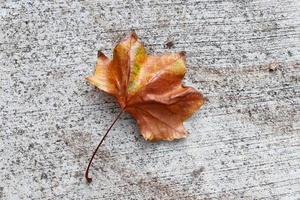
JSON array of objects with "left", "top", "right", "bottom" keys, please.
[{"left": 84, "top": 32, "right": 204, "bottom": 182}]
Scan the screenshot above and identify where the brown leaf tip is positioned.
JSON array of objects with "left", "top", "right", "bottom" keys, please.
[
  {"left": 130, "top": 31, "right": 138, "bottom": 40},
  {"left": 97, "top": 50, "right": 105, "bottom": 58},
  {"left": 179, "top": 51, "right": 186, "bottom": 57}
]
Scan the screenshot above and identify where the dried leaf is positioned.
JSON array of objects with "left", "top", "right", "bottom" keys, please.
[{"left": 86, "top": 32, "right": 204, "bottom": 141}]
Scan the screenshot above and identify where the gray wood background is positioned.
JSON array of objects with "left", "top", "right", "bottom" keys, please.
[{"left": 1, "top": 0, "right": 300, "bottom": 199}]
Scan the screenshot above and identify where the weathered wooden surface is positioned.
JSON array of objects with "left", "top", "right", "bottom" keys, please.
[{"left": 1, "top": 0, "right": 300, "bottom": 199}]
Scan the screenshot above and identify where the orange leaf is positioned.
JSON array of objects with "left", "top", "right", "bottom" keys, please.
[{"left": 86, "top": 32, "right": 204, "bottom": 141}]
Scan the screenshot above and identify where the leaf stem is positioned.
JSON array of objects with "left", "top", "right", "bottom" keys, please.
[{"left": 85, "top": 109, "right": 124, "bottom": 183}]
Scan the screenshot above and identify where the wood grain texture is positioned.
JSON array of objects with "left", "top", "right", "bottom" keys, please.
[{"left": 0, "top": 0, "right": 300, "bottom": 199}]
